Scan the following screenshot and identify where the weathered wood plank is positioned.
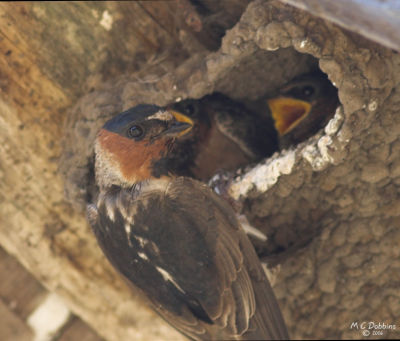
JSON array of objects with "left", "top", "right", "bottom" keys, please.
[
  {"left": 58, "top": 317, "right": 105, "bottom": 341},
  {"left": 0, "top": 246, "right": 47, "bottom": 320},
  {"left": 0, "top": 299, "right": 33, "bottom": 341},
  {"left": 0, "top": 2, "right": 187, "bottom": 340},
  {"left": 280, "top": 0, "right": 400, "bottom": 51}
]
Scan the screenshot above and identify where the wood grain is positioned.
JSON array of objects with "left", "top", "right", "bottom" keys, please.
[
  {"left": 0, "top": 2, "right": 185, "bottom": 340},
  {"left": 280, "top": 0, "right": 400, "bottom": 51}
]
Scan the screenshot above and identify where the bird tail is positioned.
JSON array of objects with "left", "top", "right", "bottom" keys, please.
[{"left": 244, "top": 279, "right": 290, "bottom": 340}]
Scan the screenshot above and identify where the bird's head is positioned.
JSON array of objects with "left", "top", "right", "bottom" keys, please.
[
  {"left": 95, "top": 104, "right": 193, "bottom": 188},
  {"left": 268, "top": 73, "right": 337, "bottom": 136}
]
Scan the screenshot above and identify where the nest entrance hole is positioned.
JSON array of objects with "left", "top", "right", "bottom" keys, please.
[
  {"left": 178, "top": 46, "right": 341, "bottom": 262},
  {"left": 177, "top": 47, "right": 339, "bottom": 180}
]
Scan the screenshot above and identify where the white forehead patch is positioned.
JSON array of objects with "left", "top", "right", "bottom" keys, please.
[{"left": 146, "top": 110, "right": 173, "bottom": 121}]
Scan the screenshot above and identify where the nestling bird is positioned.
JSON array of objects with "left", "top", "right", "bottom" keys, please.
[
  {"left": 87, "top": 105, "right": 289, "bottom": 340},
  {"left": 266, "top": 72, "right": 339, "bottom": 148},
  {"left": 168, "top": 94, "right": 273, "bottom": 243},
  {"left": 168, "top": 92, "right": 278, "bottom": 181},
  {"left": 167, "top": 73, "right": 338, "bottom": 181}
]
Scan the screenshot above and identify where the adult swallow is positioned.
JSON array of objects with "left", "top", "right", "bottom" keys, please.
[
  {"left": 267, "top": 72, "right": 339, "bottom": 148},
  {"left": 87, "top": 105, "right": 289, "bottom": 340},
  {"left": 168, "top": 93, "right": 278, "bottom": 181}
]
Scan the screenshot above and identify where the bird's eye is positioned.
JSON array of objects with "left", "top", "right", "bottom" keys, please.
[
  {"left": 184, "top": 103, "right": 195, "bottom": 116},
  {"left": 302, "top": 86, "right": 315, "bottom": 98},
  {"left": 128, "top": 125, "right": 144, "bottom": 138},
  {"left": 209, "top": 23, "right": 226, "bottom": 40}
]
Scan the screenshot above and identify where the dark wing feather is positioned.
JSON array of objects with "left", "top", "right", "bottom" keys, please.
[
  {"left": 88, "top": 177, "right": 288, "bottom": 340},
  {"left": 169, "top": 178, "right": 289, "bottom": 340}
]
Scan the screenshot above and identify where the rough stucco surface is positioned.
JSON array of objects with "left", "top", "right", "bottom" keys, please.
[{"left": 61, "top": 0, "right": 400, "bottom": 339}]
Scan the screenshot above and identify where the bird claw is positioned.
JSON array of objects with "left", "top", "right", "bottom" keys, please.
[
  {"left": 208, "top": 170, "right": 242, "bottom": 211},
  {"left": 237, "top": 214, "right": 268, "bottom": 242}
]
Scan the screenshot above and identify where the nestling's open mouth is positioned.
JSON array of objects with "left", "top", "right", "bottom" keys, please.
[
  {"left": 169, "top": 110, "right": 194, "bottom": 137},
  {"left": 267, "top": 97, "right": 312, "bottom": 136}
]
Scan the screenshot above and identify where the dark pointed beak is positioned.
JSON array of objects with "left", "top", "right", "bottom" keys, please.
[
  {"left": 160, "top": 109, "right": 194, "bottom": 138},
  {"left": 162, "top": 120, "right": 193, "bottom": 138}
]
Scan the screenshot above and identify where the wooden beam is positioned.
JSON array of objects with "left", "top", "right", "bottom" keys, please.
[
  {"left": 0, "top": 2, "right": 185, "bottom": 340},
  {"left": 280, "top": 0, "right": 400, "bottom": 51}
]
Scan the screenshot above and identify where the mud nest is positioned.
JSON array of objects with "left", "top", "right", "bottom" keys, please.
[{"left": 60, "top": 0, "right": 400, "bottom": 339}]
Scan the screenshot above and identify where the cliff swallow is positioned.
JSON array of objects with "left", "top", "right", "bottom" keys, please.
[
  {"left": 267, "top": 72, "right": 339, "bottom": 148},
  {"left": 87, "top": 105, "right": 289, "bottom": 340},
  {"left": 168, "top": 92, "right": 278, "bottom": 181}
]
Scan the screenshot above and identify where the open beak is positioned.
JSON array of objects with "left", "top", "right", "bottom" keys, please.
[
  {"left": 166, "top": 110, "right": 194, "bottom": 138},
  {"left": 162, "top": 110, "right": 194, "bottom": 138},
  {"left": 268, "top": 97, "right": 312, "bottom": 136}
]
